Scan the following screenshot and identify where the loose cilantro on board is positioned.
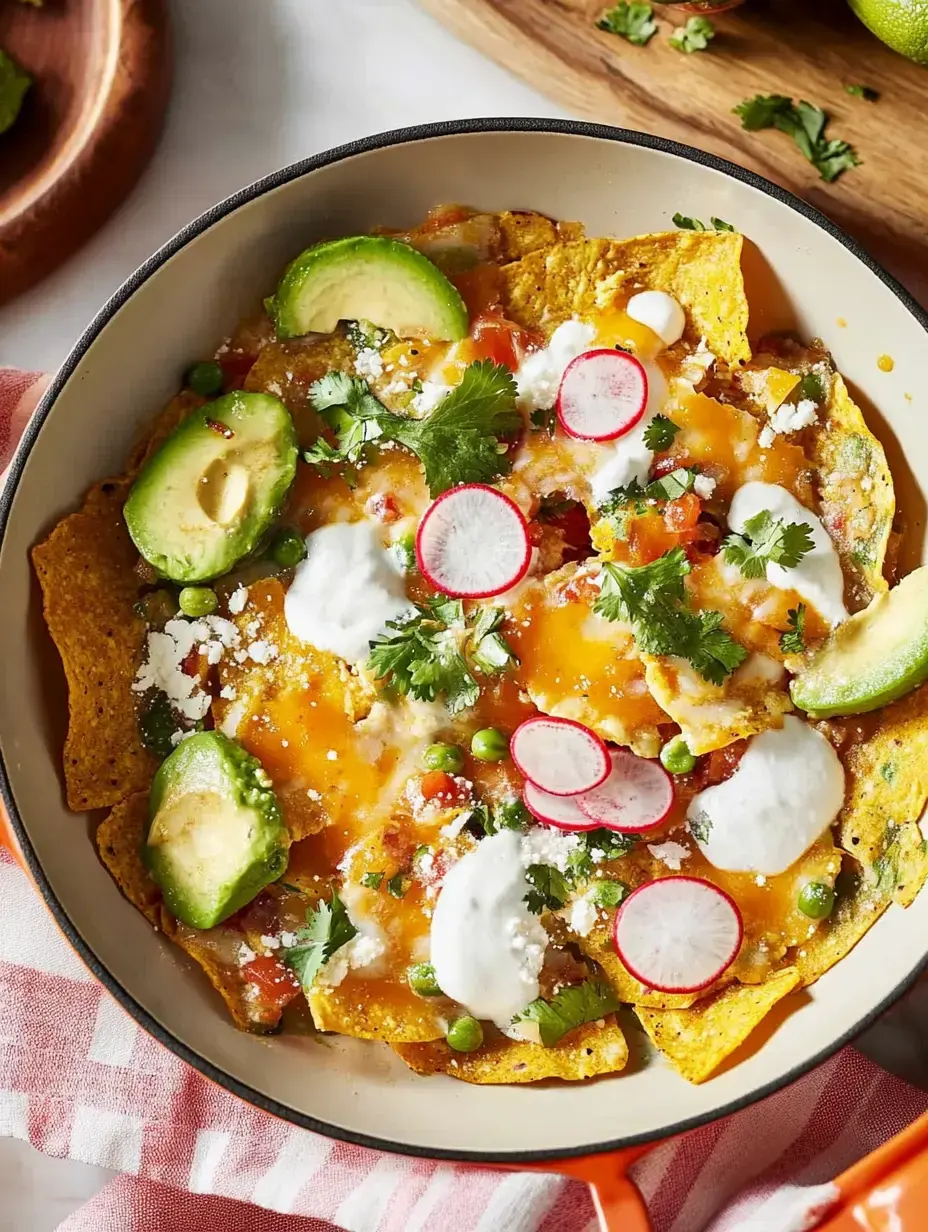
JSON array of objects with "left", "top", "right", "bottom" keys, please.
[
  {"left": 669, "top": 15, "right": 715, "bottom": 53},
  {"left": 596, "top": 548, "right": 747, "bottom": 685},
  {"left": 597, "top": 2, "right": 657, "bottom": 45},
  {"left": 642, "top": 415, "right": 681, "bottom": 452},
  {"left": 518, "top": 980, "right": 621, "bottom": 1046},
  {"left": 672, "top": 214, "right": 734, "bottom": 232},
  {"left": 733, "top": 95, "right": 859, "bottom": 183},
  {"left": 722, "top": 512, "right": 814, "bottom": 579},
  {"left": 780, "top": 604, "right": 807, "bottom": 655},
  {"left": 306, "top": 361, "right": 520, "bottom": 496},
  {"left": 283, "top": 892, "right": 357, "bottom": 991}
]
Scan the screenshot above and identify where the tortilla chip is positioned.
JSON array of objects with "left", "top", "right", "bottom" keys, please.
[
  {"left": 791, "top": 858, "right": 889, "bottom": 986},
  {"left": 32, "top": 480, "right": 156, "bottom": 811},
  {"left": 96, "top": 793, "right": 276, "bottom": 1032},
  {"left": 636, "top": 967, "right": 802, "bottom": 1084},
  {"left": 643, "top": 654, "right": 792, "bottom": 757},
  {"left": 245, "top": 334, "right": 357, "bottom": 446},
  {"left": 308, "top": 980, "right": 445, "bottom": 1043},
  {"left": 580, "top": 930, "right": 704, "bottom": 1010},
  {"left": 833, "top": 683, "right": 928, "bottom": 907},
  {"left": 499, "top": 231, "right": 750, "bottom": 366},
  {"left": 393, "top": 1018, "right": 628, "bottom": 1084},
  {"left": 811, "top": 373, "right": 894, "bottom": 608},
  {"left": 497, "top": 210, "right": 562, "bottom": 261}
]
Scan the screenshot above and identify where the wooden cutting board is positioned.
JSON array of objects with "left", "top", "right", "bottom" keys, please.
[
  {"left": 419, "top": 0, "right": 928, "bottom": 303},
  {"left": 0, "top": 0, "right": 171, "bottom": 307}
]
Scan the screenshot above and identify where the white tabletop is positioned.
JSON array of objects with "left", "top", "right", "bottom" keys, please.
[{"left": 0, "top": 0, "right": 563, "bottom": 1225}]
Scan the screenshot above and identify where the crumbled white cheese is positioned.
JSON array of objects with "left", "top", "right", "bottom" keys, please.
[
  {"left": 411, "top": 380, "right": 451, "bottom": 416},
  {"left": 561, "top": 894, "right": 598, "bottom": 937},
  {"left": 132, "top": 615, "right": 242, "bottom": 721},
  {"left": 693, "top": 474, "right": 717, "bottom": 500},
  {"left": 326, "top": 749, "right": 338, "bottom": 761},
  {"left": 355, "top": 348, "right": 384, "bottom": 380},
  {"left": 219, "top": 684, "right": 237, "bottom": 700},
  {"left": 520, "top": 827, "right": 579, "bottom": 873},
  {"left": 315, "top": 927, "right": 387, "bottom": 988},
  {"left": 227, "top": 586, "right": 249, "bottom": 615},
  {"left": 769, "top": 397, "right": 818, "bottom": 437},
  {"left": 260, "top": 934, "right": 281, "bottom": 950},
  {"left": 247, "top": 640, "right": 277, "bottom": 664},
  {"left": 758, "top": 424, "right": 776, "bottom": 450},
  {"left": 237, "top": 943, "right": 256, "bottom": 966},
  {"left": 514, "top": 319, "right": 596, "bottom": 413},
  {"left": 646, "top": 841, "right": 691, "bottom": 872}
]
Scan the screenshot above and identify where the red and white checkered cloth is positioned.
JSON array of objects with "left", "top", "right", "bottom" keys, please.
[{"left": 3, "top": 366, "right": 928, "bottom": 1232}]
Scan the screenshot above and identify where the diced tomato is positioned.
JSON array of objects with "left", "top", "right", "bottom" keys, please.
[
  {"left": 527, "top": 520, "right": 545, "bottom": 546},
  {"left": 229, "top": 892, "right": 281, "bottom": 937},
  {"left": 367, "top": 493, "right": 401, "bottom": 524},
  {"left": 663, "top": 492, "right": 702, "bottom": 535},
  {"left": 559, "top": 570, "right": 600, "bottom": 605},
  {"left": 650, "top": 455, "right": 684, "bottom": 479},
  {"left": 241, "top": 956, "right": 301, "bottom": 1012},
  {"left": 420, "top": 771, "right": 470, "bottom": 804},
  {"left": 181, "top": 648, "right": 201, "bottom": 678},
  {"left": 471, "top": 314, "right": 540, "bottom": 371},
  {"left": 219, "top": 351, "right": 257, "bottom": 391},
  {"left": 686, "top": 519, "right": 722, "bottom": 561},
  {"left": 543, "top": 501, "right": 592, "bottom": 560}
]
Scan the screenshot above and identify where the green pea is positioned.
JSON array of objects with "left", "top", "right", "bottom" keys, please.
[
  {"left": 185, "top": 360, "right": 224, "bottom": 398},
  {"left": 798, "top": 881, "right": 835, "bottom": 920},
  {"left": 270, "top": 527, "right": 307, "bottom": 568},
  {"left": 660, "top": 736, "right": 696, "bottom": 776},
  {"left": 446, "top": 1015, "right": 484, "bottom": 1052},
  {"left": 471, "top": 728, "right": 508, "bottom": 762},
  {"left": 590, "top": 879, "right": 628, "bottom": 909},
  {"left": 408, "top": 963, "right": 442, "bottom": 997},
  {"left": 423, "top": 743, "right": 464, "bottom": 774},
  {"left": 178, "top": 586, "right": 218, "bottom": 618}
]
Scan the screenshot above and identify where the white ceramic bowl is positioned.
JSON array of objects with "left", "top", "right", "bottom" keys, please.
[{"left": 2, "top": 120, "right": 927, "bottom": 1165}]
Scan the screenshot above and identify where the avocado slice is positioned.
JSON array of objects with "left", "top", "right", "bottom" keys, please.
[
  {"left": 791, "top": 566, "right": 928, "bottom": 718},
  {"left": 144, "top": 731, "right": 289, "bottom": 930},
  {"left": 269, "top": 236, "right": 469, "bottom": 342},
  {"left": 124, "top": 391, "right": 297, "bottom": 583}
]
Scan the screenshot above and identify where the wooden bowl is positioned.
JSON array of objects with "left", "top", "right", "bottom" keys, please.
[{"left": 0, "top": 0, "right": 171, "bottom": 307}]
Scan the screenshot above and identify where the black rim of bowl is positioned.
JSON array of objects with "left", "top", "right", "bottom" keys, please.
[{"left": 3, "top": 117, "right": 928, "bottom": 1166}]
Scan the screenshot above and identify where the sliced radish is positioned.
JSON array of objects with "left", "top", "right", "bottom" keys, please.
[
  {"left": 510, "top": 717, "right": 610, "bottom": 798},
  {"left": 556, "top": 348, "right": 648, "bottom": 442},
  {"left": 613, "top": 876, "right": 743, "bottom": 993},
  {"left": 578, "top": 749, "right": 674, "bottom": 833},
  {"left": 522, "top": 780, "right": 599, "bottom": 830},
  {"left": 415, "top": 485, "right": 531, "bottom": 599}
]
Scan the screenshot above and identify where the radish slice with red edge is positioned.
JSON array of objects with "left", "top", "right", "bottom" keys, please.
[
  {"left": 415, "top": 484, "right": 531, "bottom": 599},
  {"left": 613, "top": 876, "right": 743, "bottom": 993},
  {"left": 522, "top": 780, "right": 599, "bottom": 830},
  {"left": 510, "top": 717, "right": 610, "bottom": 797},
  {"left": 577, "top": 749, "right": 674, "bottom": 833},
  {"left": 556, "top": 348, "right": 649, "bottom": 441}
]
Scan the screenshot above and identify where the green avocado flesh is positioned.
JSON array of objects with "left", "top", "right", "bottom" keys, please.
[
  {"left": 124, "top": 391, "right": 297, "bottom": 583},
  {"left": 791, "top": 566, "right": 928, "bottom": 718},
  {"left": 144, "top": 731, "right": 289, "bottom": 930},
  {"left": 269, "top": 235, "right": 469, "bottom": 342}
]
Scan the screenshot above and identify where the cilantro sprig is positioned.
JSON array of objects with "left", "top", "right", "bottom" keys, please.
[
  {"left": 595, "top": 548, "right": 747, "bottom": 685},
  {"left": 306, "top": 362, "right": 520, "bottom": 496},
  {"left": 722, "top": 512, "right": 814, "bottom": 580},
  {"left": 779, "top": 603, "right": 807, "bottom": 655},
  {"left": 669, "top": 15, "right": 714, "bottom": 53},
  {"left": 642, "top": 415, "right": 680, "bottom": 452},
  {"left": 282, "top": 892, "right": 357, "bottom": 992},
  {"left": 367, "top": 599, "right": 517, "bottom": 713},
  {"left": 524, "top": 865, "right": 571, "bottom": 914},
  {"left": 470, "top": 797, "right": 531, "bottom": 837},
  {"left": 518, "top": 979, "right": 621, "bottom": 1047},
  {"left": 733, "top": 95, "right": 859, "bottom": 183},
  {"left": 672, "top": 213, "right": 734, "bottom": 233},
  {"left": 597, "top": 1, "right": 657, "bottom": 45}
]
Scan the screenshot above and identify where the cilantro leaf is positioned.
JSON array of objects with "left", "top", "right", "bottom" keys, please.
[
  {"left": 672, "top": 213, "right": 734, "bottom": 232},
  {"left": 568, "top": 829, "right": 639, "bottom": 882},
  {"left": 361, "top": 871, "right": 384, "bottom": 890},
  {"left": 530, "top": 405, "right": 557, "bottom": 434},
  {"left": 597, "top": 2, "right": 657, "bottom": 45},
  {"left": 471, "top": 798, "right": 531, "bottom": 837},
  {"left": 642, "top": 415, "right": 681, "bottom": 452},
  {"left": 367, "top": 599, "right": 480, "bottom": 714},
  {"left": 733, "top": 95, "right": 859, "bottom": 183},
  {"left": 596, "top": 549, "right": 746, "bottom": 684},
  {"left": 779, "top": 603, "right": 807, "bottom": 655},
  {"left": 524, "top": 864, "right": 571, "bottom": 914},
  {"left": 518, "top": 979, "right": 621, "bottom": 1046},
  {"left": 798, "top": 371, "right": 826, "bottom": 404},
  {"left": 589, "top": 879, "right": 627, "bottom": 908},
  {"left": 669, "top": 15, "right": 715, "bottom": 53},
  {"left": 722, "top": 511, "right": 814, "bottom": 579},
  {"left": 646, "top": 466, "right": 698, "bottom": 501},
  {"left": 386, "top": 873, "right": 410, "bottom": 899},
  {"left": 307, "top": 361, "right": 520, "bottom": 496},
  {"left": 711, "top": 217, "right": 735, "bottom": 232},
  {"left": 688, "top": 808, "right": 712, "bottom": 844},
  {"left": 470, "top": 606, "right": 518, "bottom": 675},
  {"left": 846, "top": 84, "right": 879, "bottom": 102},
  {"left": 282, "top": 892, "right": 357, "bottom": 992},
  {"left": 0, "top": 49, "right": 31, "bottom": 136}
]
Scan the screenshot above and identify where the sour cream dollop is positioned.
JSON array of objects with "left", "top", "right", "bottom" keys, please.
[
  {"left": 430, "top": 830, "right": 547, "bottom": 1028},
  {"left": 687, "top": 716, "right": 845, "bottom": 875},
  {"left": 626, "top": 291, "right": 686, "bottom": 347},
  {"left": 284, "top": 521, "right": 414, "bottom": 663},
  {"left": 588, "top": 361, "right": 669, "bottom": 506},
  {"left": 728, "top": 482, "right": 849, "bottom": 627}
]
